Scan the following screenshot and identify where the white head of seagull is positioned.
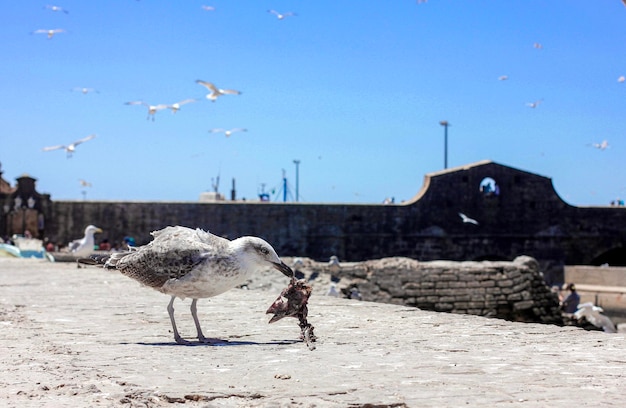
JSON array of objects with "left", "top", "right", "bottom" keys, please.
[
  {"left": 167, "top": 98, "right": 197, "bottom": 113},
  {"left": 195, "top": 80, "right": 241, "bottom": 102},
  {"left": 42, "top": 134, "right": 96, "bottom": 158},
  {"left": 70, "top": 225, "right": 103, "bottom": 258},
  {"left": 97, "top": 226, "right": 293, "bottom": 345}
]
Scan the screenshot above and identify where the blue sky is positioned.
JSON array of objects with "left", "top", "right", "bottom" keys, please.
[{"left": 1, "top": 1, "right": 625, "bottom": 205}]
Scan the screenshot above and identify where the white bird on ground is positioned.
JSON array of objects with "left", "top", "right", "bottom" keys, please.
[
  {"left": 167, "top": 98, "right": 197, "bottom": 113},
  {"left": 82, "top": 226, "right": 294, "bottom": 345},
  {"left": 125, "top": 101, "right": 168, "bottom": 121},
  {"left": 42, "top": 134, "right": 96, "bottom": 158},
  {"left": 72, "top": 87, "right": 99, "bottom": 94},
  {"left": 327, "top": 255, "right": 341, "bottom": 274},
  {"left": 526, "top": 99, "right": 543, "bottom": 108},
  {"left": 208, "top": 128, "right": 247, "bottom": 137},
  {"left": 69, "top": 225, "right": 103, "bottom": 257},
  {"left": 195, "top": 80, "right": 241, "bottom": 102},
  {"left": 44, "top": 5, "right": 69, "bottom": 14},
  {"left": 574, "top": 302, "right": 616, "bottom": 333},
  {"left": 267, "top": 9, "right": 297, "bottom": 19},
  {"left": 458, "top": 212, "right": 479, "bottom": 225},
  {"left": 32, "top": 29, "right": 66, "bottom": 39},
  {"left": 589, "top": 140, "right": 610, "bottom": 151}
]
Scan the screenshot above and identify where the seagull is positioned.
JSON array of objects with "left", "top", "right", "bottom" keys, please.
[
  {"left": 589, "top": 140, "right": 610, "bottom": 151},
  {"left": 533, "top": 42, "right": 543, "bottom": 49},
  {"left": 45, "top": 5, "right": 69, "bottom": 14},
  {"left": 208, "top": 128, "right": 247, "bottom": 137},
  {"left": 458, "top": 212, "right": 479, "bottom": 225},
  {"left": 574, "top": 302, "right": 616, "bottom": 333},
  {"left": 618, "top": 76, "right": 625, "bottom": 83},
  {"left": 498, "top": 75, "right": 509, "bottom": 81},
  {"left": 72, "top": 87, "right": 99, "bottom": 94},
  {"left": 32, "top": 29, "right": 66, "bottom": 39},
  {"left": 69, "top": 225, "right": 103, "bottom": 258},
  {"left": 83, "top": 226, "right": 294, "bottom": 344},
  {"left": 327, "top": 255, "right": 341, "bottom": 274},
  {"left": 167, "top": 98, "right": 197, "bottom": 113},
  {"left": 201, "top": 5, "right": 215, "bottom": 11},
  {"left": 195, "top": 80, "right": 241, "bottom": 102},
  {"left": 79, "top": 179, "right": 92, "bottom": 188},
  {"left": 267, "top": 10, "right": 297, "bottom": 19},
  {"left": 42, "top": 134, "right": 96, "bottom": 158},
  {"left": 125, "top": 101, "right": 168, "bottom": 121},
  {"left": 526, "top": 99, "right": 543, "bottom": 108}
]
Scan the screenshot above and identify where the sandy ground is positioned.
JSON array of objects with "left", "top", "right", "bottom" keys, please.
[{"left": 0, "top": 257, "right": 624, "bottom": 407}]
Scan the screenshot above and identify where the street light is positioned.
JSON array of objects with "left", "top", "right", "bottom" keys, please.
[
  {"left": 439, "top": 120, "right": 450, "bottom": 169},
  {"left": 293, "top": 160, "right": 300, "bottom": 202}
]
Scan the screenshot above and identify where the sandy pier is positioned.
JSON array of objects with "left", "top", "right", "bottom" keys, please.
[{"left": 0, "top": 258, "right": 624, "bottom": 407}]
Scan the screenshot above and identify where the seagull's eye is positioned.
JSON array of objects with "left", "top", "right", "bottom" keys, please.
[{"left": 259, "top": 247, "right": 269, "bottom": 256}]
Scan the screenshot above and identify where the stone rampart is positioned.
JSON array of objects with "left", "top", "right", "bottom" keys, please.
[{"left": 287, "top": 255, "right": 563, "bottom": 325}]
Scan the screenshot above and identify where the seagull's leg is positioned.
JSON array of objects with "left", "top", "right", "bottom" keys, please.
[
  {"left": 190, "top": 299, "right": 224, "bottom": 344},
  {"left": 190, "top": 299, "right": 207, "bottom": 342},
  {"left": 167, "top": 296, "right": 189, "bottom": 345}
]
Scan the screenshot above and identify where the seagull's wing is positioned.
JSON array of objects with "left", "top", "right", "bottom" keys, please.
[
  {"left": 220, "top": 88, "right": 241, "bottom": 95},
  {"left": 196, "top": 80, "right": 218, "bottom": 93},
  {"left": 230, "top": 128, "right": 247, "bottom": 133},
  {"left": 152, "top": 104, "right": 169, "bottom": 111},
  {"left": 458, "top": 212, "right": 468, "bottom": 221},
  {"left": 267, "top": 9, "right": 280, "bottom": 16},
  {"left": 73, "top": 134, "right": 96, "bottom": 146},
  {"left": 32, "top": 29, "right": 50, "bottom": 35},
  {"left": 174, "top": 98, "right": 197, "bottom": 106},
  {"left": 125, "top": 100, "right": 146, "bottom": 106},
  {"left": 208, "top": 128, "right": 226, "bottom": 133},
  {"left": 42, "top": 144, "right": 66, "bottom": 152}
]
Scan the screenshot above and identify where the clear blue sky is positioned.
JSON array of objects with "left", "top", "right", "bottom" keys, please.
[{"left": 1, "top": 1, "right": 625, "bottom": 205}]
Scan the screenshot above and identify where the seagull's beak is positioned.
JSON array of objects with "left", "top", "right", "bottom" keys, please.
[
  {"left": 272, "top": 261, "right": 294, "bottom": 278},
  {"left": 95, "top": 228, "right": 103, "bottom": 234}
]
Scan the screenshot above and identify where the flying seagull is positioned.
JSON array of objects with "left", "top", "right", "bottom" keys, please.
[
  {"left": 72, "top": 87, "right": 99, "bottom": 94},
  {"left": 498, "top": 75, "right": 509, "bottom": 81},
  {"left": 458, "top": 212, "right": 479, "bottom": 225},
  {"left": 32, "top": 29, "right": 66, "bottom": 39},
  {"left": 201, "top": 5, "right": 215, "bottom": 11},
  {"left": 526, "top": 99, "right": 543, "bottom": 108},
  {"left": 618, "top": 76, "right": 625, "bottom": 83},
  {"left": 125, "top": 101, "right": 168, "bottom": 121},
  {"left": 589, "top": 140, "right": 609, "bottom": 151},
  {"left": 82, "top": 226, "right": 294, "bottom": 345},
  {"left": 208, "top": 128, "right": 247, "bottom": 137},
  {"left": 79, "top": 179, "right": 92, "bottom": 188},
  {"left": 267, "top": 10, "right": 297, "bottom": 19},
  {"left": 42, "top": 134, "right": 96, "bottom": 158},
  {"left": 44, "top": 5, "right": 69, "bottom": 14},
  {"left": 195, "top": 80, "right": 241, "bottom": 102},
  {"left": 69, "top": 225, "right": 103, "bottom": 258},
  {"left": 167, "top": 98, "right": 197, "bottom": 113}
]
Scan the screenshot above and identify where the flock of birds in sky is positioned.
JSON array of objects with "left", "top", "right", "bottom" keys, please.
[{"left": 32, "top": 2, "right": 622, "bottom": 202}]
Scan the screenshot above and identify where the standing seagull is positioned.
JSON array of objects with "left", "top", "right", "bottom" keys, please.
[
  {"left": 208, "top": 128, "right": 247, "bottom": 137},
  {"left": 88, "top": 226, "right": 294, "bottom": 344},
  {"left": 32, "top": 29, "right": 66, "bottom": 39},
  {"left": 458, "top": 212, "right": 479, "bottom": 225},
  {"left": 195, "top": 80, "right": 241, "bottom": 102},
  {"left": 42, "top": 134, "right": 96, "bottom": 158},
  {"left": 69, "top": 225, "right": 103, "bottom": 257},
  {"left": 267, "top": 10, "right": 297, "bottom": 19},
  {"left": 125, "top": 101, "right": 168, "bottom": 121}
]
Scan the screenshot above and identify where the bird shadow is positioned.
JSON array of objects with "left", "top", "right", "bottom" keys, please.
[{"left": 127, "top": 339, "right": 301, "bottom": 347}]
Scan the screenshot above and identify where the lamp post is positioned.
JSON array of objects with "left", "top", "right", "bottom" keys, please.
[
  {"left": 293, "top": 159, "right": 300, "bottom": 202},
  {"left": 439, "top": 120, "right": 450, "bottom": 169}
]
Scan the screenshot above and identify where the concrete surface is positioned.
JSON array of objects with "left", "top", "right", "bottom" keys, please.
[{"left": 0, "top": 258, "right": 624, "bottom": 407}]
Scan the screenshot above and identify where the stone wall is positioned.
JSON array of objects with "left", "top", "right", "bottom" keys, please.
[{"left": 287, "top": 255, "right": 563, "bottom": 325}]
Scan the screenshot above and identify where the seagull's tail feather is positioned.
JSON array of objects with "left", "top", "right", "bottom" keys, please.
[{"left": 77, "top": 251, "right": 130, "bottom": 269}]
